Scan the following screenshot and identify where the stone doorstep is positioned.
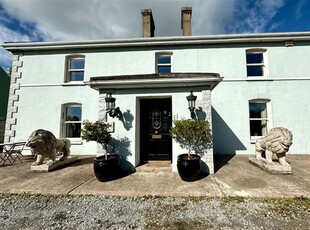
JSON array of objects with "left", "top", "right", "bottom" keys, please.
[
  {"left": 31, "top": 156, "right": 79, "bottom": 173},
  {"left": 249, "top": 156, "right": 292, "bottom": 175},
  {"left": 146, "top": 161, "right": 171, "bottom": 168},
  {"left": 135, "top": 161, "right": 172, "bottom": 173}
]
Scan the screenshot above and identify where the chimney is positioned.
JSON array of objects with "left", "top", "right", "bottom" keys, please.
[
  {"left": 141, "top": 9, "right": 155, "bottom": 38},
  {"left": 181, "top": 7, "right": 192, "bottom": 36}
]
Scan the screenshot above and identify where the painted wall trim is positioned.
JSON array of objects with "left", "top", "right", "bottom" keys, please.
[{"left": 223, "top": 77, "right": 310, "bottom": 82}]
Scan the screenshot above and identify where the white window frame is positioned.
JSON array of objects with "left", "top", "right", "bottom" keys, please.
[
  {"left": 249, "top": 99, "right": 272, "bottom": 140},
  {"left": 65, "top": 55, "right": 85, "bottom": 82},
  {"left": 246, "top": 49, "right": 268, "bottom": 78},
  {"left": 62, "top": 103, "right": 82, "bottom": 139},
  {"left": 156, "top": 52, "right": 173, "bottom": 74}
]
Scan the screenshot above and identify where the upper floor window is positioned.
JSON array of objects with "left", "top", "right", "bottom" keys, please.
[
  {"left": 246, "top": 49, "right": 267, "bottom": 77},
  {"left": 66, "top": 55, "right": 85, "bottom": 82},
  {"left": 63, "top": 104, "right": 82, "bottom": 138},
  {"left": 156, "top": 53, "right": 172, "bottom": 74},
  {"left": 249, "top": 99, "right": 271, "bottom": 139}
]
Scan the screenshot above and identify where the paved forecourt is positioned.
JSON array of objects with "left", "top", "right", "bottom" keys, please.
[{"left": 0, "top": 155, "right": 309, "bottom": 198}]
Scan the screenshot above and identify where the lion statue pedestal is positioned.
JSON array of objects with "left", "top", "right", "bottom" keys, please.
[
  {"left": 26, "top": 129, "right": 78, "bottom": 172},
  {"left": 249, "top": 127, "right": 293, "bottom": 174}
]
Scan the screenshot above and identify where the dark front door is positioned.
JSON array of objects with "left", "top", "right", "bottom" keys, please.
[{"left": 140, "top": 98, "right": 172, "bottom": 161}]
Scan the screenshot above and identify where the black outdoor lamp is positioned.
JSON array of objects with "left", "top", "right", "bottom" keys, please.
[
  {"left": 186, "top": 91, "right": 197, "bottom": 112},
  {"left": 105, "top": 93, "right": 120, "bottom": 118}
]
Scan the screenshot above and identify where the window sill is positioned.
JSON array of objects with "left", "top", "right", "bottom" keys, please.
[
  {"left": 250, "top": 137, "right": 263, "bottom": 144},
  {"left": 246, "top": 77, "right": 272, "bottom": 81},
  {"left": 67, "top": 138, "right": 83, "bottom": 145},
  {"left": 61, "top": 82, "right": 86, "bottom": 86}
]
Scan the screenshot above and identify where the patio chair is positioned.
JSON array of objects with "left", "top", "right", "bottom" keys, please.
[
  {"left": 2, "top": 142, "right": 26, "bottom": 164},
  {"left": 0, "top": 146, "right": 4, "bottom": 165},
  {"left": 0, "top": 144, "right": 8, "bottom": 165}
]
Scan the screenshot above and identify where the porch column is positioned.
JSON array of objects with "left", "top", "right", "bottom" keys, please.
[
  {"left": 96, "top": 90, "right": 108, "bottom": 156},
  {"left": 196, "top": 89, "right": 214, "bottom": 174}
]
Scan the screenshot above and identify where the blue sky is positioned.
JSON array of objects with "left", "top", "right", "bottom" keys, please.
[{"left": 1, "top": 0, "right": 310, "bottom": 70}]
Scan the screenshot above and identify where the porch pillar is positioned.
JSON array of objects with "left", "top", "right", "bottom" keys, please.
[{"left": 196, "top": 89, "right": 214, "bottom": 174}]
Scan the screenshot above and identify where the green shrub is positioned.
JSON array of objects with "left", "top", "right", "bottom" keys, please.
[
  {"left": 81, "top": 120, "right": 112, "bottom": 158},
  {"left": 169, "top": 119, "right": 211, "bottom": 158}
]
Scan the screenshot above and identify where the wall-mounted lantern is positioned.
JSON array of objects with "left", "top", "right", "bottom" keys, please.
[
  {"left": 105, "top": 93, "right": 121, "bottom": 118},
  {"left": 186, "top": 91, "right": 197, "bottom": 112}
]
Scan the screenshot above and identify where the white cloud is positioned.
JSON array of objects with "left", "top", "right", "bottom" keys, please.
[
  {"left": 0, "top": 0, "right": 174, "bottom": 41},
  {"left": 0, "top": 24, "right": 31, "bottom": 70},
  {"left": 0, "top": 0, "right": 288, "bottom": 41},
  {"left": 0, "top": 0, "right": 237, "bottom": 42},
  {"left": 295, "top": 0, "right": 306, "bottom": 19},
  {"left": 0, "top": 0, "right": 288, "bottom": 68},
  {"left": 193, "top": 0, "right": 236, "bottom": 35},
  {"left": 226, "top": 0, "right": 285, "bottom": 33}
]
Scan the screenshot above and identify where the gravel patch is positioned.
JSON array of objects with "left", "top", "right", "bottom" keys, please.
[{"left": 0, "top": 194, "right": 309, "bottom": 229}]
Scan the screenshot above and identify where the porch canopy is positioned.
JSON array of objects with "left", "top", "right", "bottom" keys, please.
[{"left": 86, "top": 73, "right": 223, "bottom": 90}]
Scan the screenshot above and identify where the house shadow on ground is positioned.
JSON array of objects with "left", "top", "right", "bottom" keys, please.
[
  {"left": 212, "top": 107, "right": 247, "bottom": 173},
  {"left": 112, "top": 137, "right": 136, "bottom": 178}
]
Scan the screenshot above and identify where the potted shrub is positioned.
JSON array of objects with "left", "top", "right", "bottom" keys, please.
[
  {"left": 81, "top": 120, "right": 120, "bottom": 182},
  {"left": 170, "top": 119, "right": 211, "bottom": 181}
]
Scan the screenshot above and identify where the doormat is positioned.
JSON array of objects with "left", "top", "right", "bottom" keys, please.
[{"left": 147, "top": 161, "right": 171, "bottom": 167}]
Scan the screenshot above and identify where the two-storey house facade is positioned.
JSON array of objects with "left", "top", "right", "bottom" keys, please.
[{"left": 2, "top": 9, "right": 310, "bottom": 173}]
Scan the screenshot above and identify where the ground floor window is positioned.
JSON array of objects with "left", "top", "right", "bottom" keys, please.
[
  {"left": 249, "top": 100, "right": 270, "bottom": 138},
  {"left": 63, "top": 104, "right": 82, "bottom": 138}
]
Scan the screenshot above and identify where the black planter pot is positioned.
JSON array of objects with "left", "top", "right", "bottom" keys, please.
[
  {"left": 177, "top": 154, "right": 201, "bottom": 181},
  {"left": 93, "top": 154, "right": 121, "bottom": 182}
]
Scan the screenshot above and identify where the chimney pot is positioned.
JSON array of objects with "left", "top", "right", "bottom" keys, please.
[
  {"left": 141, "top": 9, "right": 155, "bottom": 38},
  {"left": 181, "top": 7, "right": 192, "bottom": 36}
]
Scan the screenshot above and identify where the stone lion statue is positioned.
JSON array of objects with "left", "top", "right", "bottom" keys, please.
[
  {"left": 255, "top": 127, "right": 293, "bottom": 166},
  {"left": 26, "top": 129, "right": 71, "bottom": 166}
]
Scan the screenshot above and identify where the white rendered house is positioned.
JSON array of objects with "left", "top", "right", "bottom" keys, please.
[{"left": 2, "top": 9, "right": 310, "bottom": 173}]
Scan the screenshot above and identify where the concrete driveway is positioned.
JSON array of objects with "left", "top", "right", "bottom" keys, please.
[{"left": 0, "top": 155, "right": 309, "bottom": 198}]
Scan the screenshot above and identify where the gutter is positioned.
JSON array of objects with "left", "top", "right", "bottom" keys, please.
[{"left": 3, "top": 31, "right": 310, "bottom": 52}]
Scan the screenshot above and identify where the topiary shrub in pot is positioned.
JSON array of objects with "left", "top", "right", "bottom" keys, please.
[
  {"left": 170, "top": 119, "right": 211, "bottom": 181},
  {"left": 81, "top": 120, "right": 120, "bottom": 182}
]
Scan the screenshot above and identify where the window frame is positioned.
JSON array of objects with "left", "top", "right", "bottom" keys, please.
[
  {"left": 62, "top": 103, "right": 82, "bottom": 139},
  {"left": 249, "top": 99, "right": 272, "bottom": 140},
  {"left": 65, "top": 55, "right": 85, "bottom": 82},
  {"left": 156, "top": 52, "right": 173, "bottom": 74},
  {"left": 246, "top": 49, "right": 268, "bottom": 78}
]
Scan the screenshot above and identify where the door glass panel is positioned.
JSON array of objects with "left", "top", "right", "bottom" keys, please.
[{"left": 152, "top": 109, "right": 161, "bottom": 130}]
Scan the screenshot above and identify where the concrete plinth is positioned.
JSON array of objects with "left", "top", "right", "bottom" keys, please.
[
  {"left": 31, "top": 156, "right": 79, "bottom": 172},
  {"left": 249, "top": 156, "right": 292, "bottom": 174}
]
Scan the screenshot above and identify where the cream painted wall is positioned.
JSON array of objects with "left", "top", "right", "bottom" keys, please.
[
  {"left": 14, "top": 85, "right": 99, "bottom": 154},
  {"left": 20, "top": 53, "right": 66, "bottom": 84},
  {"left": 10, "top": 41, "right": 310, "bottom": 158},
  {"left": 211, "top": 80, "right": 310, "bottom": 154},
  {"left": 20, "top": 44, "right": 310, "bottom": 83},
  {"left": 86, "top": 50, "right": 156, "bottom": 78},
  {"left": 268, "top": 46, "right": 310, "bottom": 78}
]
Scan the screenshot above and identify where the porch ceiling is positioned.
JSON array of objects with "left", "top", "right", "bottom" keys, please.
[{"left": 86, "top": 73, "right": 223, "bottom": 91}]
